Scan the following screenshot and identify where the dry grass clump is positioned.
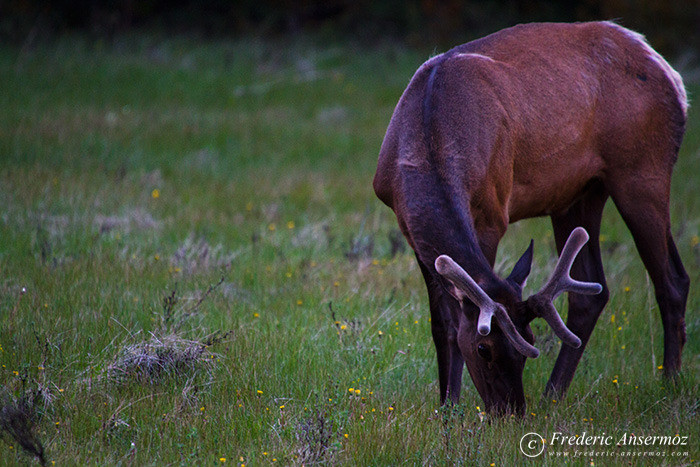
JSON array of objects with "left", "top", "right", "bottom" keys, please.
[
  {"left": 171, "top": 235, "right": 238, "bottom": 273},
  {"left": 94, "top": 208, "right": 159, "bottom": 234},
  {"left": 105, "top": 332, "right": 227, "bottom": 386}
]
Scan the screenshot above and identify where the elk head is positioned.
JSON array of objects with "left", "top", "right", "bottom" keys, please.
[{"left": 434, "top": 227, "right": 603, "bottom": 414}]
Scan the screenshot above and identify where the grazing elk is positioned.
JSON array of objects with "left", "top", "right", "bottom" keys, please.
[{"left": 373, "top": 21, "right": 689, "bottom": 414}]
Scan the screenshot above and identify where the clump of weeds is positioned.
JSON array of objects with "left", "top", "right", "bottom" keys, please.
[
  {"left": 294, "top": 409, "right": 340, "bottom": 464},
  {"left": 0, "top": 382, "right": 50, "bottom": 466}
]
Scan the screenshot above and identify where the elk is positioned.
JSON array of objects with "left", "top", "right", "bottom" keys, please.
[{"left": 373, "top": 21, "right": 689, "bottom": 414}]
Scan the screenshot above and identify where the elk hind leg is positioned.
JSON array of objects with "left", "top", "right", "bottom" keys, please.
[
  {"left": 545, "top": 182, "right": 610, "bottom": 396},
  {"left": 609, "top": 178, "right": 689, "bottom": 377}
]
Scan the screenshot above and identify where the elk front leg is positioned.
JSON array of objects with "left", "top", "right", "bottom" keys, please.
[
  {"left": 545, "top": 184, "right": 610, "bottom": 396},
  {"left": 418, "top": 258, "right": 464, "bottom": 404},
  {"left": 430, "top": 309, "right": 465, "bottom": 404}
]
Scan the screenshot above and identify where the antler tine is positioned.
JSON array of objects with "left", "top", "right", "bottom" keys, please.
[
  {"left": 493, "top": 306, "right": 540, "bottom": 358},
  {"left": 528, "top": 295, "right": 582, "bottom": 348},
  {"left": 435, "top": 255, "right": 496, "bottom": 335},
  {"left": 530, "top": 227, "right": 603, "bottom": 349},
  {"left": 540, "top": 227, "right": 603, "bottom": 300}
]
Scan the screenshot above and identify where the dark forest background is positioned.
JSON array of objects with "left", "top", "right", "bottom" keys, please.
[{"left": 2, "top": 1, "right": 699, "bottom": 55}]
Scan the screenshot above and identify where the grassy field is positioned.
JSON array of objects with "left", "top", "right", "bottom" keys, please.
[{"left": 0, "top": 32, "right": 698, "bottom": 466}]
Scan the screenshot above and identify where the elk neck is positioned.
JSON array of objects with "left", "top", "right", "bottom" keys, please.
[{"left": 397, "top": 52, "right": 501, "bottom": 292}]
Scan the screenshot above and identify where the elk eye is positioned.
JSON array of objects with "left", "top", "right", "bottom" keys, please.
[{"left": 477, "top": 343, "right": 492, "bottom": 362}]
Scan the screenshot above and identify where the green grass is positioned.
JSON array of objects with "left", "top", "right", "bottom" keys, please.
[{"left": 0, "top": 33, "right": 698, "bottom": 466}]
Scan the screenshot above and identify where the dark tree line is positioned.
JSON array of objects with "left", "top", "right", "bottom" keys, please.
[{"left": 2, "top": 0, "right": 698, "bottom": 54}]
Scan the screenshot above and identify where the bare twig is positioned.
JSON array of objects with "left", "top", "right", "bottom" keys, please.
[{"left": 183, "top": 276, "right": 225, "bottom": 316}]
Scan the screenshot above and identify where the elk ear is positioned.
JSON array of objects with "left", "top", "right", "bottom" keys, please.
[{"left": 507, "top": 240, "right": 533, "bottom": 288}]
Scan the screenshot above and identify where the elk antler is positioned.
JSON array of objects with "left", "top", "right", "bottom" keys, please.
[
  {"left": 435, "top": 255, "right": 540, "bottom": 358},
  {"left": 434, "top": 227, "right": 602, "bottom": 358},
  {"left": 527, "top": 227, "right": 603, "bottom": 348}
]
